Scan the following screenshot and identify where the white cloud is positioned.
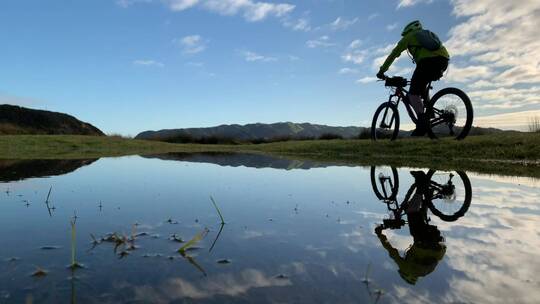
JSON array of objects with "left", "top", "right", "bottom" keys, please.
[
  {"left": 445, "top": 64, "right": 493, "bottom": 83},
  {"left": 329, "top": 17, "right": 359, "bottom": 31},
  {"left": 165, "top": 0, "right": 200, "bottom": 10},
  {"left": 467, "top": 86, "right": 540, "bottom": 110},
  {"left": 116, "top": 0, "right": 152, "bottom": 8},
  {"left": 444, "top": 0, "right": 540, "bottom": 110},
  {"left": 474, "top": 109, "right": 540, "bottom": 131},
  {"left": 357, "top": 76, "right": 377, "bottom": 84},
  {"left": 185, "top": 61, "right": 204, "bottom": 67},
  {"left": 343, "top": 44, "right": 394, "bottom": 68},
  {"left": 120, "top": 0, "right": 295, "bottom": 22},
  {"left": 397, "top": 0, "right": 434, "bottom": 8},
  {"left": 306, "top": 36, "right": 335, "bottom": 48},
  {"left": 386, "top": 23, "right": 398, "bottom": 31},
  {"left": 338, "top": 68, "right": 359, "bottom": 75},
  {"left": 133, "top": 59, "right": 164, "bottom": 67},
  {"left": 282, "top": 17, "right": 311, "bottom": 32},
  {"left": 202, "top": 0, "right": 294, "bottom": 21},
  {"left": 367, "top": 13, "right": 379, "bottom": 21},
  {"left": 242, "top": 51, "right": 277, "bottom": 62},
  {"left": 176, "top": 35, "right": 207, "bottom": 54},
  {"left": 342, "top": 51, "right": 366, "bottom": 65},
  {"left": 348, "top": 39, "right": 362, "bottom": 49}
]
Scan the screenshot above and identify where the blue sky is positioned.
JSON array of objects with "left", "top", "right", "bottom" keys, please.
[{"left": 0, "top": 0, "right": 538, "bottom": 135}]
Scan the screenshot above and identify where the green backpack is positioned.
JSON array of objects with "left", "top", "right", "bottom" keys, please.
[{"left": 416, "top": 29, "right": 442, "bottom": 51}]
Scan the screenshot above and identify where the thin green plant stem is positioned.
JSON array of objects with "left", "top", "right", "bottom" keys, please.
[
  {"left": 71, "top": 220, "right": 76, "bottom": 267},
  {"left": 210, "top": 196, "right": 225, "bottom": 224}
]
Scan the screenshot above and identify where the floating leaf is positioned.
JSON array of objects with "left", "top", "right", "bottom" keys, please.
[
  {"left": 32, "top": 267, "right": 48, "bottom": 277},
  {"left": 179, "top": 228, "right": 209, "bottom": 254},
  {"left": 217, "top": 259, "right": 231, "bottom": 264},
  {"left": 169, "top": 234, "right": 184, "bottom": 243},
  {"left": 40, "top": 246, "right": 62, "bottom": 250}
]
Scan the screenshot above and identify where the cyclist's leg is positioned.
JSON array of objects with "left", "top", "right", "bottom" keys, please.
[
  {"left": 409, "top": 63, "right": 431, "bottom": 135},
  {"left": 409, "top": 62, "right": 431, "bottom": 115},
  {"left": 429, "top": 56, "right": 449, "bottom": 81}
]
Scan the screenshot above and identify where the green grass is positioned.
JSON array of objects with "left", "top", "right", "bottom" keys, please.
[
  {"left": 1, "top": 133, "right": 539, "bottom": 177},
  {"left": 0, "top": 135, "right": 234, "bottom": 159}
]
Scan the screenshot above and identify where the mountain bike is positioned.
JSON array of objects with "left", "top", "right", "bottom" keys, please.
[
  {"left": 371, "top": 76, "right": 474, "bottom": 141},
  {"left": 370, "top": 166, "right": 472, "bottom": 222}
]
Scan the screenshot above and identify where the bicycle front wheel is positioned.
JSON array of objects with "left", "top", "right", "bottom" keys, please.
[
  {"left": 426, "top": 88, "right": 473, "bottom": 140},
  {"left": 370, "top": 166, "right": 400, "bottom": 201},
  {"left": 371, "top": 102, "right": 400, "bottom": 141}
]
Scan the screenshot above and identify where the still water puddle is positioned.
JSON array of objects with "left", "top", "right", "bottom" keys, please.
[{"left": 0, "top": 154, "right": 539, "bottom": 303}]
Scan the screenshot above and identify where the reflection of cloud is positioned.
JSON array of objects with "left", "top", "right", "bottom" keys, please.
[
  {"left": 242, "top": 230, "right": 265, "bottom": 239},
  {"left": 134, "top": 269, "right": 291, "bottom": 303},
  {"left": 468, "top": 173, "right": 540, "bottom": 188},
  {"left": 427, "top": 175, "right": 540, "bottom": 303}
]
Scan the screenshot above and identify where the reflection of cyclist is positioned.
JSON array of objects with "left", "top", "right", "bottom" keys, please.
[
  {"left": 376, "top": 21, "right": 450, "bottom": 136},
  {"left": 375, "top": 171, "right": 446, "bottom": 285}
]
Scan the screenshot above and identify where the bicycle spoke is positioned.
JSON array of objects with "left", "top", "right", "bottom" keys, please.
[
  {"left": 372, "top": 103, "right": 399, "bottom": 141},
  {"left": 428, "top": 90, "right": 471, "bottom": 139},
  {"left": 428, "top": 171, "right": 470, "bottom": 220}
]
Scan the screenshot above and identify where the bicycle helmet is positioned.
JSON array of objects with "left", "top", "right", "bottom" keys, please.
[{"left": 402, "top": 20, "right": 423, "bottom": 36}]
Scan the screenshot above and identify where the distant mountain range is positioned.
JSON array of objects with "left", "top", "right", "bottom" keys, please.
[
  {"left": 143, "top": 152, "right": 335, "bottom": 170},
  {"left": 0, "top": 104, "right": 104, "bottom": 136},
  {"left": 0, "top": 104, "right": 507, "bottom": 140},
  {"left": 135, "top": 122, "right": 367, "bottom": 142},
  {"left": 135, "top": 122, "right": 506, "bottom": 143}
]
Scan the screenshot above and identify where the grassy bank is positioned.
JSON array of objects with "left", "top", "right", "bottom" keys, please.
[
  {"left": 0, "top": 135, "right": 234, "bottom": 159},
  {"left": 1, "top": 133, "right": 539, "bottom": 177}
]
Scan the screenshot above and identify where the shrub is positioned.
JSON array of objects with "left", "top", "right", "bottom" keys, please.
[
  {"left": 319, "top": 133, "right": 343, "bottom": 140},
  {"left": 358, "top": 129, "right": 371, "bottom": 139},
  {"left": 528, "top": 116, "right": 540, "bottom": 133}
]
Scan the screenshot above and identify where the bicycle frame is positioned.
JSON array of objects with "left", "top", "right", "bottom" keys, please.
[
  {"left": 385, "top": 82, "right": 432, "bottom": 124},
  {"left": 377, "top": 172, "right": 451, "bottom": 227}
]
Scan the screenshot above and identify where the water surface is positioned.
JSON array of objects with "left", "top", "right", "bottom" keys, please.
[{"left": 0, "top": 154, "right": 539, "bottom": 303}]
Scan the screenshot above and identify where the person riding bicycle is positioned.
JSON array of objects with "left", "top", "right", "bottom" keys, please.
[
  {"left": 375, "top": 171, "right": 446, "bottom": 284},
  {"left": 376, "top": 20, "right": 450, "bottom": 136}
]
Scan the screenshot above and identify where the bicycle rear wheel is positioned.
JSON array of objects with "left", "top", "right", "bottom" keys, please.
[
  {"left": 426, "top": 88, "right": 473, "bottom": 140},
  {"left": 371, "top": 102, "right": 400, "bottom": 141},
  {"left": 427, "top": 170, "right": 472, "bottom": 222}
]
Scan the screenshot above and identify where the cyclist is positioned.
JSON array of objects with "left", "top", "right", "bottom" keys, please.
[
  {"left": 375, "top": 171, "right": 446, "bottom": 284},
  {"left": 376, "top": 20, "right": 450, "bottom": 136}
]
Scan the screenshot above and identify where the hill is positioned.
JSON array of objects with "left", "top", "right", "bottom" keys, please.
[
  {"left": 136, "top": 122, "right": 366, "bottom": 143},
  {"left": 0, "top": 104, "right": 104, "bottom": 136},
  {"left": 0, "top": 159, "right": 97, "bottom": 182},
  {"left": 136, "top": 122, "right": 505, "bottom": 144},
  {"left": 143, "top": 152, "right": 332, "bottom": 170}
]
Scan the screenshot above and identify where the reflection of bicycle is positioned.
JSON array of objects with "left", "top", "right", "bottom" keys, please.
[
  {"left": 370, "top": 166, "right": 472, "bottom": 222},
  {"left": 371, "top": 76, "right": 474, "bottom": 141},
  {"left": 371, "top": 167, "right": 472, "bottom": 285}
]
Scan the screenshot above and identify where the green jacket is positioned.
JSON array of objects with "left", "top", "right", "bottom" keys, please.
[{"left": 379, "top": 30, "right": 450, "bottom": 73}]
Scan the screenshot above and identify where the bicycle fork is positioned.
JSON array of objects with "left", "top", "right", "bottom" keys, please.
[{"left": 379, "top": 106, "right": 396, "bottom": 129}]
